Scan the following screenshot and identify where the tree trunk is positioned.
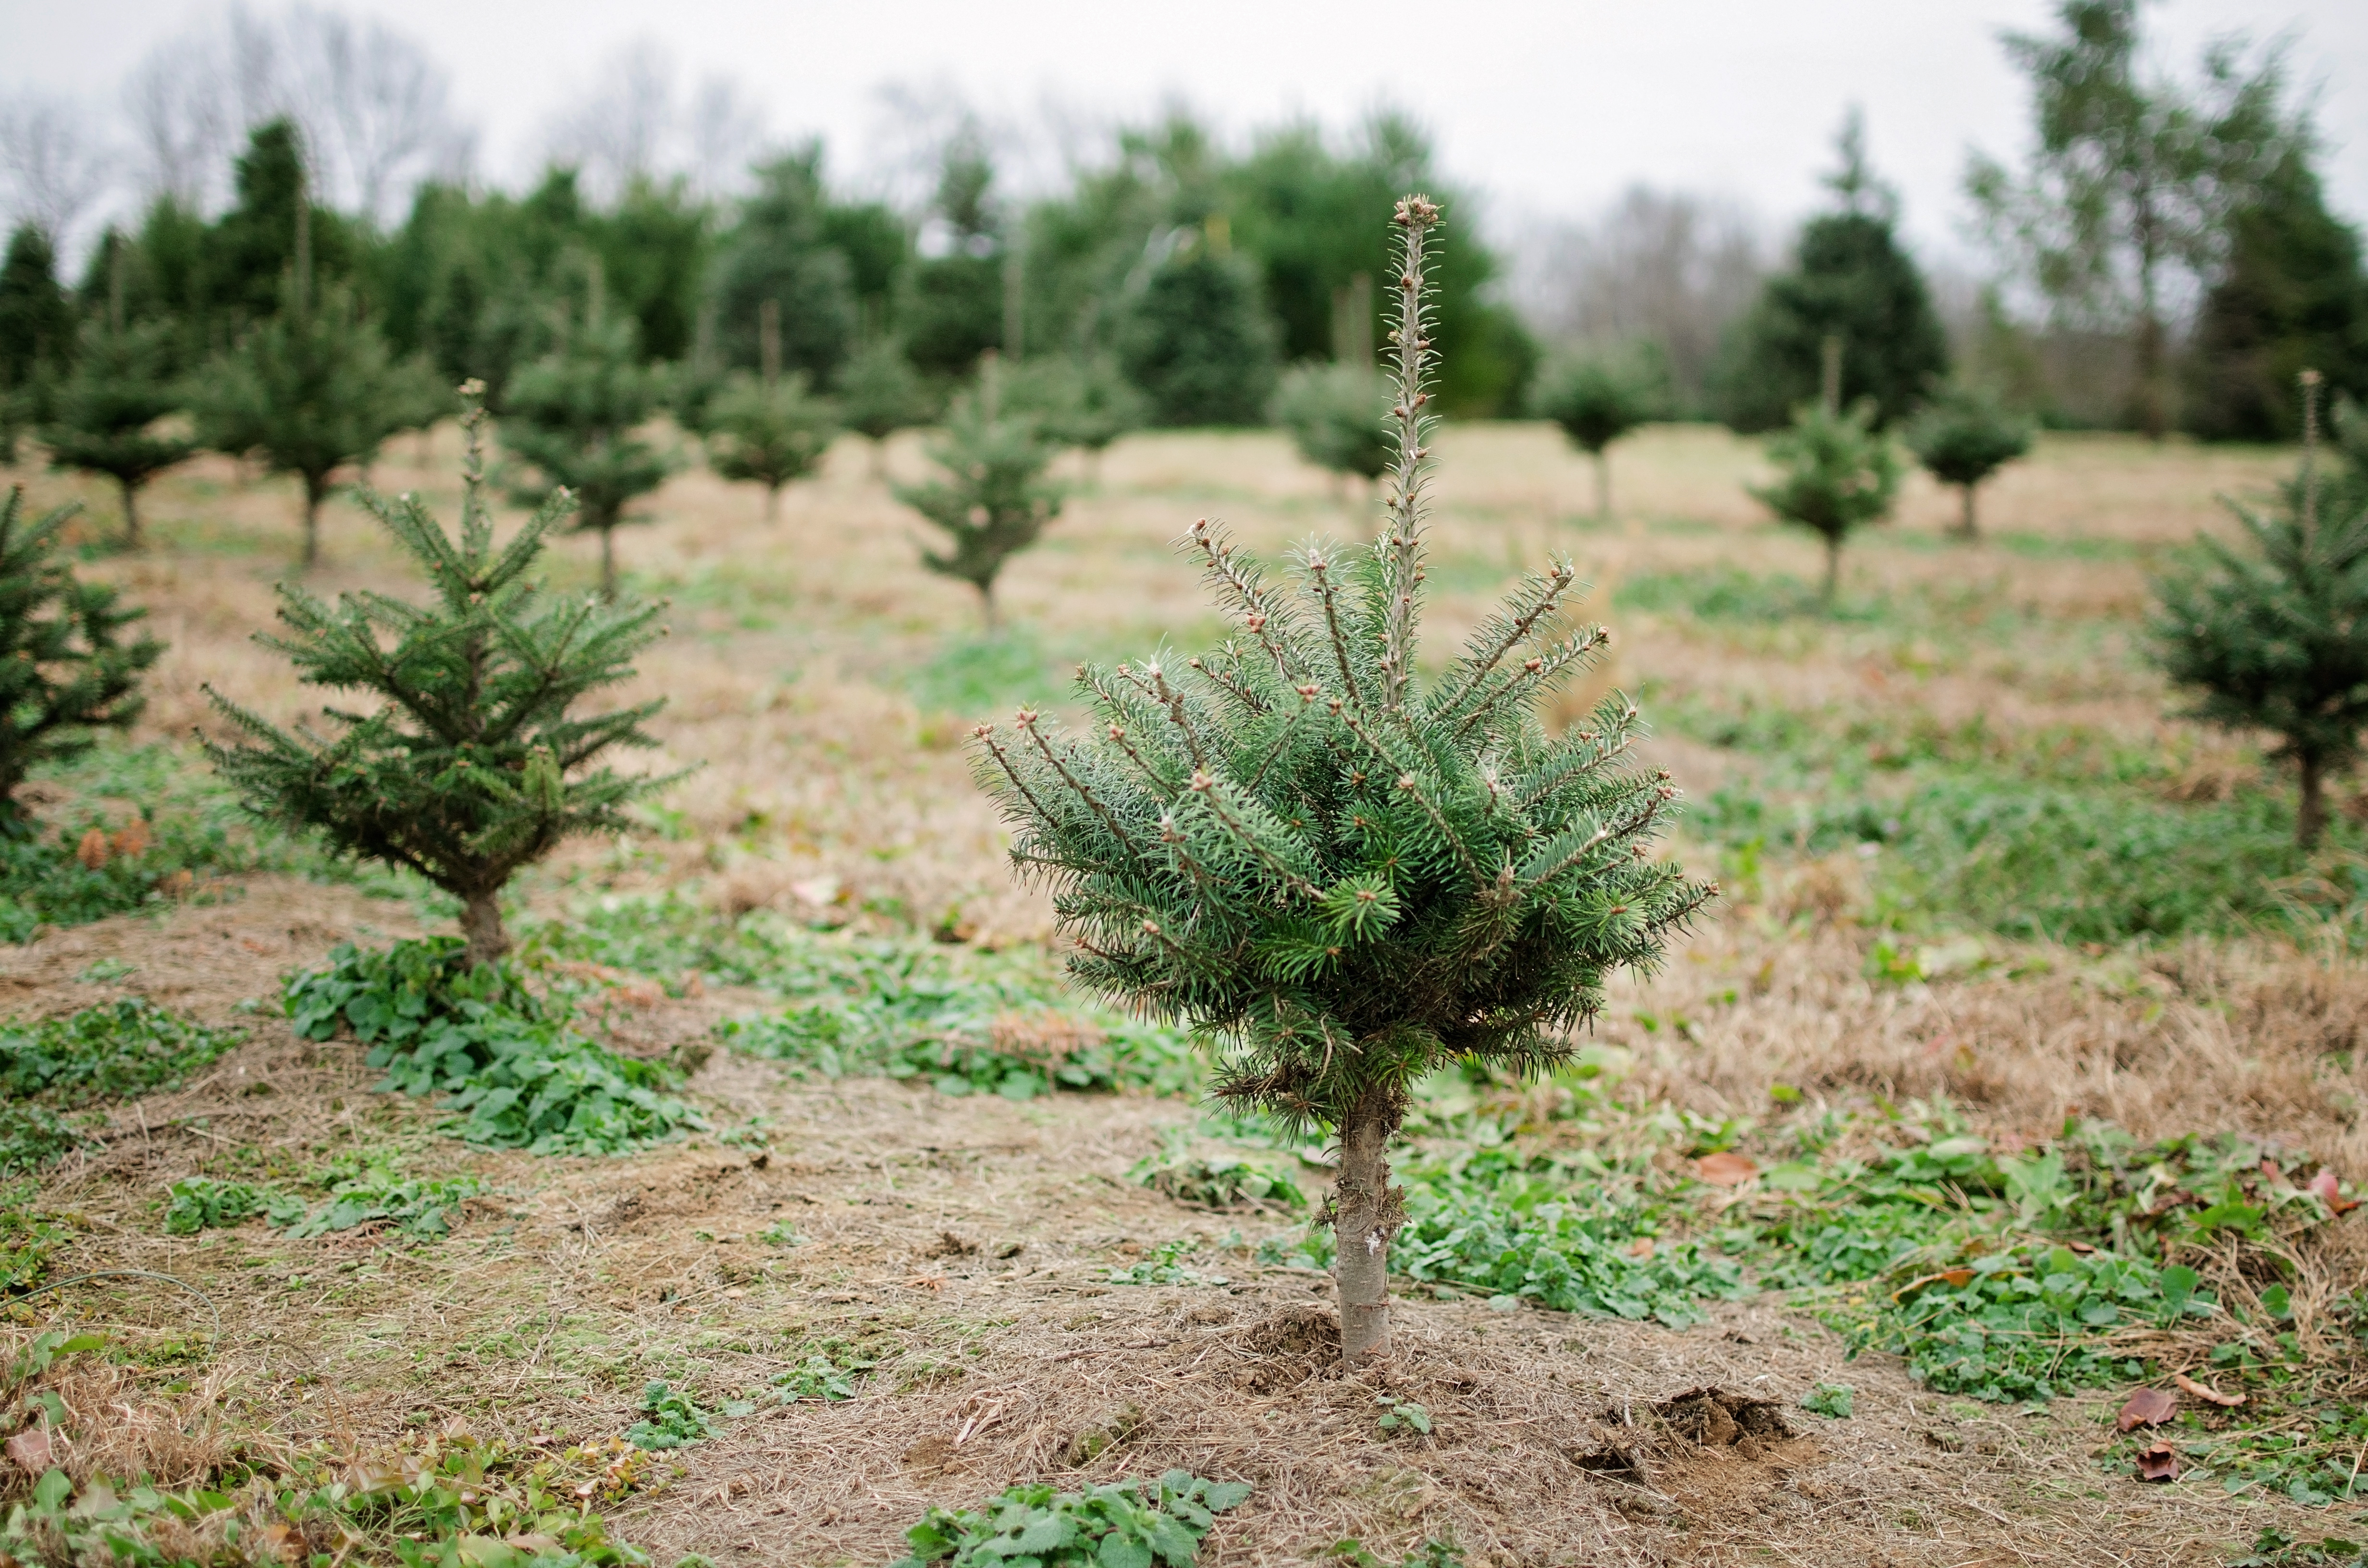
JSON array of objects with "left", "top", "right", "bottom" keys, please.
[
  {"left": 118, "top": 478, "right": 141, "bottom": 549},
  {"left": 763, "top": 482, "right": 781, "bottom": 524},
  {"left": 979, "top": 583, "right": 999, "bottom": 634},
  {"left": 2298, "top": 753, "right": 2327, "bottom": 851},
  {"left": 302, "top": 481, "right": 324, "bottom": 567},
  {"left": 1821, "top": 535, "right": 1841, "bottom": 608},
  {"left": 1593, "top": 450, "right": 1611, "bottom": 520},
  {"left": 460, "top": 890, "right": 509, "bottom": 968},
  {"left": 868, "top": 437, "right": 888, "bottom": 482},
  {"left": 600, "top": 524, "right": 617, "bottom": 600},
  {"left": 1333, "top": 1085, "right": 1404, "bottom": 1361},
  {"left": 1956, "top": 483, "right": 1978, "bottom": 541}
]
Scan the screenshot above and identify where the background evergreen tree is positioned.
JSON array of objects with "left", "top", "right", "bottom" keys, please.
[
  {"left": 2151, "top": 373, "right": 2368, "bottom": 848},
  {"left": 499, "top": 279, "right": 676, "bottom": 599},
  {"left": 205, "top": 386, "right": 675, "bottom": 966},
  {"left": 970, "top": 196, "right": 1709, "bottom": 1360},
  {"left": 1118, "top": 232, "right": 1281, "bottom": 427},
  {"left": 1270, "top": 362, "right": 1392, "bottom": 495},
  {"left": 1750, "top": 343, "right": 1903, "bottom": 604},
  {"left": 198, "top": 121, "right": 360, "bottom": 336},
  {"left": 1530, "top": 347, "right": 1667, "bottom": 518},
  {"left": 42, "top": 314, "right": 196, "bottom": 549},
  {"left": 0, "top": 489, "right": 163, "bottom": 833},
  {"left": 837, "top": 337, "right": 934, "bottom": 480},
  {"left": 903, "top": 135, "right": 1007, "bottom": 380},
  {"left": 893, "top": 357, "right": 1062, "bottom": 628},
  {"left": 706, "top": 149, "right": 862, "bottom": 390},
  {"left": 703, "top": 300, "right": 840, "bottom": 522},
  {"left": 0, "top": 226, "right": 74, "bottom": 463},
  {"left": 2186, "top": 149, "right": 2368, "bottom": 442},
  {"left": 1002, "top": 355, "right": 1146, "bottom": 484},
  {"left": 197, "top": 258, "right": 433, "bottom": 568},
  {"left": 1717, "top": 114, "right": 1948, "bottom": 433},
  {"left": 1905, "top": 387, "right": 2035, "bottom": 539}
]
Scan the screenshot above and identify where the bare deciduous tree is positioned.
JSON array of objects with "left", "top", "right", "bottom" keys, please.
[{"left": 0, "top": 95, "right": 113, "bottom": 249}]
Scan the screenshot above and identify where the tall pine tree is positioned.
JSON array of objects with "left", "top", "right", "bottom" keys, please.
[{"left": 970, "top": 196, "right": 1709, "bottom": 1360}]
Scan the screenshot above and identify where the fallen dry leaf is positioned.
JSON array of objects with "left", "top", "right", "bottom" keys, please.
[
  {"left": 2133, "top": 1440, "right": 2181, "bottom": 1482},
  {"left": 2116, "top": 1387, "right": 2178, "bottom": 1431},
  {"left": 2307, "top": 1169, "right": 2357, "bottom": 1215},
  {"left": 5, "top": 1426, "right": 54, "bottom": 1471},
  {"left": 904, "top": 1274, "right": 948, "bottom": 1292},
  {"left": 75, "top": 829, "right": 109, "bottom": 870},
  {"left": 111, "top": 819, "right": 150, "bottom": 858},
  {"left": 1890, "top": 1267, "right": 1975, "bottom": 1302},
  {"left": 2173, "top": 1372, "right": 2245, "bottom": 1408},
  {"left": 1694, "top": 1152, "right": 1759, "bottom": 1186}
]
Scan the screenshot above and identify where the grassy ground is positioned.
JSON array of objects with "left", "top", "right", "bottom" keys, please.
[{"left": 1, "top": 419, "right": 2364, "bottom": 1567}]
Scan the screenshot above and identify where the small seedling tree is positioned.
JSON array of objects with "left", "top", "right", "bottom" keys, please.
[
  {"left": 1750, "top": 343, "right": 1901, "bottom": 607},
  {"left": 969, "top": 197, "right": 1712, "bottom": 1360},
  {"left": 197, "top": 277, "right": 431, "bottom": 567},
  {"left": 43, "top": 316, "right": 194, "bottom": 549},
  {"left": 1271, "top": 363, "right": 1393, "bottom": 498},
  {"left": 1905, "top": 388, "right": 2033, "bottom": 539},
  {"left": 704, "top": 301, "right": 840, "bottom": 522},
  {"left": 205, "top": 385, "right": 678, "bottom": 964},
  {"left": 2151, "top": 371, "right": 2368, "bottom": 848},
  {"left": 837, "top": 338, "right": 933, "bottom": 480},
  {"left": 1532, "top": 351, "right": 1665, "bottom": 519},
  {"left": 501, "top": 311, "right": 675, "bottom": 599},
  {"left": 0, "top": 489, "right": 164, "bottom": 833},
  {"left": 894, "top": 357, "right": 1063, "bottom": 629}
]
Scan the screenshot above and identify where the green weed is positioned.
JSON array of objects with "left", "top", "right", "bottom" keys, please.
[
  {"left": 1801, "top": 1382, "right": 1855, "bottom": 1418},
  {"left": 0, "top": 999, "right": 245, "bottom": 1104},
  {"left": 622, "top": 1381, "right": 715, "bottom": 1450},
  {"left": 1130, "top": 1150, "right": 1306, "bottom": 1212},
  {"left": 889, "top": 1470, "right": 1250, "bottom": 1568},
  {"left": 1105, "top": 1240, "right": 1227, "bottom": 1288}
]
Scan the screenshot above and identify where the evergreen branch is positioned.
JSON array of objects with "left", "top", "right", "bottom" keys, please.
[
  {"left": 1304, "top": 549, "right": 1367, "bottom": 709},
  {"left": 1381, "top": 195, "right": 1442, "bottom": 714},
  {"left": 1453, "top": 625, "right": 1611, "bottom": 743},
  {"left": 1185, "top": 771, "right": 1322, "bottom": 900},
  {"left": 1016, "top": 708, "right": 1152, "bottom": 863},
  {"left": 1428, "top": 561, "right": 1579, "bottom": 722},
  {"left": 1186, "top": 518, "right": 1309, "bottom": 683}
]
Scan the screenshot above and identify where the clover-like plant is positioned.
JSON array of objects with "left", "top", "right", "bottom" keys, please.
[{"left": 970, "top": 196, "right": 1712, "bottom": 1360}]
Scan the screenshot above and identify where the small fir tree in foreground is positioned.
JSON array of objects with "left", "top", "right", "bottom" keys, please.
[
  {"left": 837, "top": 338, "right": 933, "bottom": 480},
  {"left": 0, "top": 488, "right": 164, "bottom": 833},
  {"left": 205, "top": 385, "right": 678, "bottom": 965},
  {"left": 501, "top": 312, "right": 676, "bottom": 599},
  {"left": 893, "top": 357, "right": 1063, "bottom": 629},
  {"left": 704, "top": 302, "right": 839, "bottom": 522},
  {"left": 197, "top": 277, "right": 432, "bottom": 567},
  {"left": 1531, "top": 350, "right": 1666, "bottom": 518},
  {"left": 1271, "top": 362, "right": 1393, "bottom": 497},
  {"left": 969, "top": 197, "right": 1712, "bottom": 1360},
  {"left": 43, "top": 317, "right": 195, "bottom": 548},
  {"left": 1904, "top": 388, "right": 2033, "bottom": 539},
  {"left": 2151, "top": 371, "right": 2368, "bottom": 849}
]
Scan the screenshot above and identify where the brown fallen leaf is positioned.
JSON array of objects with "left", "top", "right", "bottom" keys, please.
[
  {"left": 1694, "top": 1152, "right": 1758, "bottom": 1186},
  {"left": 2173, "top": 1372, "right": 2245, "bottom": 1408},
  {"left": 5, "top": 1425, "right": 54, "bottom": 1471},
  {"left": 904, "top": 1274, "right": 947, "bottom": 1292},
  {"left": 75, "top": 829, "right": 110, "bottom": 870},
  {"left": 2133, "top": 1440, "right": 2181, "bottom": 1482},
  {"left": 2307, "top": 1169, "right": 2358, "bottom": 1215},
  {"left": 2116, "top": 1387, "right": 2177, "bottom": 1431},
  {"left": 111, "top": 819, "right": 150, "bottom": 858},
  {"left": 1889, "top": 1267, "right": 1975, "bottom": 1302}
]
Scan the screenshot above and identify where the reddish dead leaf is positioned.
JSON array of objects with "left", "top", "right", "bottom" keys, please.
[
  {"left": 2308, "top": 1169, "right": 2358, "bottom": 1215},
  {"left": 904, "top": 1274, "right": 947, "bottom": 1292},
  {"left": 1889, "top": 1267, "right": 1975, "bottom": 1302},
  {"left": 2133, "top": 1440, "right": 2181, "bottom": 1482},
  {"left": 74, "top": 829, "right": 109, "bottom": 870},
  {"left": 2173, "top": 1372, "right": 2245, "bottom": 1408},
  {"left": 2116, "top": 1387, "right": 2177, "bottom": 1431},
  {"left": 1694, "top": 1152, "right": 1759, "bottom": 1187},
  {"left": 1626, "top": 1237, "right": 1655, "bottom": 1259},
  {"left": 2065, "top": 1240, "right": 2096, "bottom": 1254},
  {"left": 2262, "top": 1159, "right": 2286, "bottom": 1184},
  {"left": 111, "top": 819, "right": 150, "bottom": 858},
  {"left": 4, "top": 1426, "right": 53, "bottom": 1471}
]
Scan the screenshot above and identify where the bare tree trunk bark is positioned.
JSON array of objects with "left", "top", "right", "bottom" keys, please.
[
  {"left": 460, "top": 891, "right": 509, "bottom": 968},
  {"left": 980, "top": 583, "right": 999, "bottom": 634},
  {"left": 869, "top": 437, "right": 888, "bottom": 483},
  {"left": 1821, "top": 535, "right": 1841, "bottom": 608},
  {"left": 600, "top": 525, "right": 617, "bottom": 600},
  {"left": 302, "top": 483, "right": 323, "bottom": 567},
  {"left": 2298, "top": 754, "right": 2327, "bottom": 851},
  {"left": 1333, "top": 1085, "right": 1404, "bottom": 1361},
  {"left": 1957, "top": 483, "right": 1978, "bottom": 540},
  {"left": 764, "top": 483, "right": 780, "bottom": 524},
  {"left": 118, "top": 478, "right": 141, "bottom": 549},
  {"left": 1593, "top": 450, "right": 1611, "bottom": 520}
]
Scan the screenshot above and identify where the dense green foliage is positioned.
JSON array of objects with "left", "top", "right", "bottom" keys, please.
[
  {"left": 0, "top": 490, "right": 162, "bottom": 829},
  {"left": 894, "top": 375, "right": 1065, "bottom": 624},
  {"left": 890, "top": 1472, "right": 1250, "bottom": 1568},
  {"left": 1004, "top": 355, "right": 1147, "bottom": 466},
  {"left": 0, "top": 1000, "right": 245, "bottom": 1176},
  {"left": 40, "top": 317, "right": 195, "bottom": 546},
  {"left": 285, "top": 938, "right": 701, "bottom": 1153},
  {"left": 1904, "top": 388, "right": 2035, "bottom": 538},
  {"left": 1271, "top": 362, "right": 1392, "bottom": 485},
  {"left": 837, "top": 337, "right": 935, "bottom": 462},
  {"left": 703, "top": 370, "right": 838, "bottom": 520},
  {"left": 206, "top": 391, "right": 674, "bottom": 962},
  {"left": 1119, "top": 243, "right": 1281, "bottom": 427},
  {"left": 499, "top": 313, "right": 676, "bottom": 597},
  {"left": 1749, "top": 401, "right": 1903, "bottom": 602},
  {"left": 0, "top": 226, "right": 74, "bottom": 458}
]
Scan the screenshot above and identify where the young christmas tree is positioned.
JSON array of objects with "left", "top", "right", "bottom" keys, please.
[
  {"left": 499, "top": 278, "right": 676, "bottom": 599},
  {"left": 1530, "top": 349, "right": 1667, "bottom": 518},
  {"left": 836, "top": 338, "right": 933, "bottom": 480},
  {"left": 2151, "top": 371, "right": 2368, "bottom": 849},
  {"left": 43, "top": 311, "right": 195, "bottom": 549},
  {"left": 703, "top": 300, "right": 840, "bottom": 522},
  {"left": 1271, "top": 362, "right": 1393, "bottom": 499},
  {"left": 1003, "top": 355, "right": 1147, "bottom": 486},
  {"left": 0, "top": 488, "right": 164, "bottom": 833},
  {"left": 0, "top": 225, "right": 74, "bottom": 465},
  {"left": 1117, "top": 233, "right": 1281, "bottom": 428},
  {"left": 1904, "top": 387, "right": 2033, "bottom": 539},
  {"left": 893, "top": 355, "right": 1064, "bottom": 629},
  {"left": 969, "top": 196, "right": 1712, "bottom": 1360},
  {"left": 205, "top": 384, "right": 677, "bottom": 965},
  {"left": 1750, "top": 339, "right": 1902, "bottom": 605}
]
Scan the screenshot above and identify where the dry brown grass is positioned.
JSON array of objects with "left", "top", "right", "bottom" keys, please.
[{"left": 0, "top": 420, "right": 2354, "bottom": 1566}]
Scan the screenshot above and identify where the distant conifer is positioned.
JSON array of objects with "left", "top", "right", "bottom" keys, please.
[
  {"left": 893, "top": 354, "right": 1063, "bottom": 628},
  {"left": 1904, "top": 387, "right": 2033, "bottom": 539}
]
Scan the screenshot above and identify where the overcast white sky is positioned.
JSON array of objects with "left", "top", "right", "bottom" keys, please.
[{"left": 6, "top": 0, "right": 2366, "bottom": 262}]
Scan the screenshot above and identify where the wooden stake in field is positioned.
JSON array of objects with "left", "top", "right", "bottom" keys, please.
[{"left": 969, "top": 194, "right": 1711, "bottom": 1361}]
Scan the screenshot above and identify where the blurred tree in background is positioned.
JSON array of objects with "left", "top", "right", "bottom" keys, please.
[
  {"left": 1530, "top": 346, "right": 1668, "bottom": 517},
  {"left": 0, "top": 226, "right": 74, "bottom": 460}
]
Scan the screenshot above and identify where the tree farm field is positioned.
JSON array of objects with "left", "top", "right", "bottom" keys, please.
[{"left": 4, "top": 418, "right": 2366, "bottom": 1568}]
